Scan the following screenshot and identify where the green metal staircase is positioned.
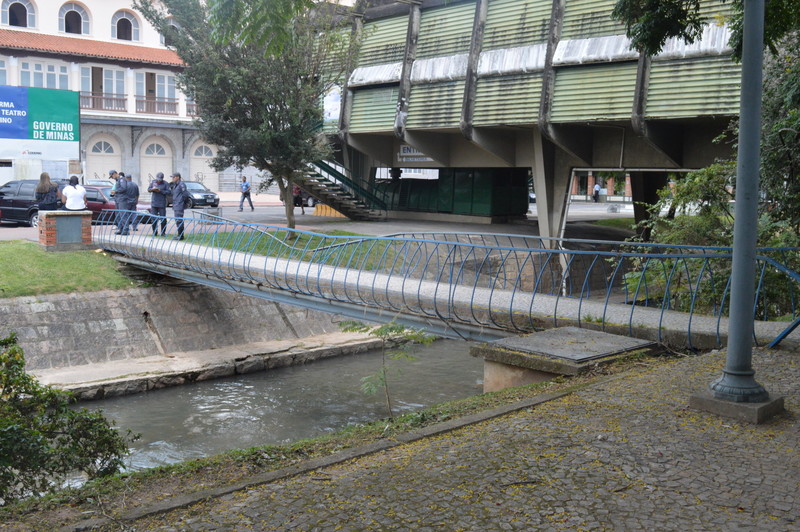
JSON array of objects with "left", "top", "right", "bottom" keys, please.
[{"left": 299, "top": 161, "right": 387, "bottom": 221}]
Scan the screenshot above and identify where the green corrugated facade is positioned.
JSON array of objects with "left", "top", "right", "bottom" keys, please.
[
  {"left": 358, "top": 16, "right": 409, "bottom": 67},
  {"left": 473, "top": 74, "right": 542, "bottom": 126},
  {"left": 551, "top": 62, "right": 638, "bottom": 122},
  {"left": 560, "top": 0, "right": 626, "bottom": 40},
  {"left": 349, "top": 86, "right": 398, "bottom": 133},
  {"left": 647, "top": 55, "right": 741, "bottom": 118},
  {"left": 482, "top": 0, "right": 552, "bottom": 51},
  {"left": 407, "top": 81, "right": 466, "bottom": 129},
  {"left": 416, "top": 2, "right": 476, "bottom": 59}
]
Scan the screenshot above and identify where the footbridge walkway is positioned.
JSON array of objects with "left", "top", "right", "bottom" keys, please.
[{"left": 96, "top": 213, "right": 800, "bottom": 349}]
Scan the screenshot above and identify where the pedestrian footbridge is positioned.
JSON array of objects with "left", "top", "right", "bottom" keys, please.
[{"left": 96, "top": 213, "right": 800, "bottom": 349}]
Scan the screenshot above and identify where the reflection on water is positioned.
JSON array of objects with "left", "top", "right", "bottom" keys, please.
[{"left": 87, "top": 339, "right": 482, "bottom": 471}]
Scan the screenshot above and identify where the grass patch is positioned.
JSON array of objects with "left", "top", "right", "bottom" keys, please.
[
  {"left": 0, "top": 241, "right": 136, "bottom": 298},
  {"left": 591, "top": 217, "right": 637, "bottom": 231},
  {"left": 0, "top": 348, "right": 683, "bottom": 529},
  {"left": 187, "top": 229, "right": 400, "bottom": 271}
]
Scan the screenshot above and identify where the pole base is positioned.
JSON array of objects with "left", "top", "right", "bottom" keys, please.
[
  {"left": 710, "top": 372, "right": 770, "bottom": 403},
  {"left": 690, "top": 391, "right": 784, "bottom": 424}
]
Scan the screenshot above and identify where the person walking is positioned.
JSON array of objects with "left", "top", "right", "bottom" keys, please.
[
  {"left": 125, "top": 174, "right": 140, "bottom": 231},
  {"left": 148, "top": 172, "right": 170, "bottom": 236},
  {"left": 170, "top": 172, "right": 188, "bottom": 241},
  {"left": 292, "top": 183, "right": 305, "bottom": 215},
  {"left": 60, "top": 176, "right": 86, "bottom": 210},
  {"left": 238, "top": 176, "right": 254, "bottom": 211},
  {"left": 34, "top": 172, "right": 60, "bottom": 212},
  {"left": 593, "top": 182, "right": 601, "bottom": 203}
]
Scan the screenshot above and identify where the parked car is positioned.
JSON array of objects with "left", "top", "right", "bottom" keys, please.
[
  {"left": 0, "top": 179, "right": 65, "bottom": 227},
  {"left": 84, "top": 185, "right": 151, "bottom": 225},
  {"left": 178, "top": 181, "right": 219, "bottom": 208}
]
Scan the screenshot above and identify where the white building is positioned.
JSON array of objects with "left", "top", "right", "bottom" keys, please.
[{"left": 0, "top": 0, "right": 237, "bottom": 191}]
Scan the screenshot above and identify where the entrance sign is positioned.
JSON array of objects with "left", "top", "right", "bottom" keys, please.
[{"left": 0, "top": 85, "right": 80, "bottom": 160}]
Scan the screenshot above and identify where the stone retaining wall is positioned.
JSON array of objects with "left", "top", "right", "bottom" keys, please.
[{"left": 0, "top": 286, "right": 345, "bottom": 370}]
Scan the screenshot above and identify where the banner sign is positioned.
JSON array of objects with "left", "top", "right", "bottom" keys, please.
[{"left": 0, "top": 85, "right": 80, "bottom": 160}]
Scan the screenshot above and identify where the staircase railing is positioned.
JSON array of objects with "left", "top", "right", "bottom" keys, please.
[{"left": 310, "top": 160, "right": 388, "bottom": 211}]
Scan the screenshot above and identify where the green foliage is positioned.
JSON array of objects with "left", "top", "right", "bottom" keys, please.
[
  {"left": 0, "top": 334, "right": 135, "bottom": 504},
  {"left": 612, "top": 0, "right": 800, "bottom": 59},
  {"left": 340, "top": 321, "right": 436, "bottom": 419},
  {"left": 207, "top": 0, "right": 315, "bottom": 52}
]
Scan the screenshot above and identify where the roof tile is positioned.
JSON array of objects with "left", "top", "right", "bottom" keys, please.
[{"left": 0, "top": 28, "right": 183, "bottom": 67}]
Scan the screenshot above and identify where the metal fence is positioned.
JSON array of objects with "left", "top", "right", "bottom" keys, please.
[{"left": 95, "top": 212, "right": 800, "bottom": 348}]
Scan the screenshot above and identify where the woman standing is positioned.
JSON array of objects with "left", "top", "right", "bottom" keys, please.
[
  {"left": 61, "top": 176, "right": 87, "bottom": 211},
  {"left": 35, "top": 172, "right": 60, "bottom": 211}
]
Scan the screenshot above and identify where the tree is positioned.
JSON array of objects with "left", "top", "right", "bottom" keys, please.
[
  {"left": 612, "top": 0, "right": 800, "bottom": 59},
  {"left": 0, "top": 334, "right": 134, "bottom": 504},
  {"left": 207, "top": 0, "right": 314, "bottom": 51},
  {"left": 136, "top": 0, "right": 358, "bottom": 230}
]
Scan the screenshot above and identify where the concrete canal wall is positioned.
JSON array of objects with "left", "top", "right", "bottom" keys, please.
[{"left": 1, "top": 286, "right": 349, "bottom": 371}]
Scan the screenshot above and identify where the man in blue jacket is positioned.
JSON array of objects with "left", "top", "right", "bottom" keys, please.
[
  {"left": 148, "top": 172, "right": 170, "bottom": 236},
  {"left": 170, "top": 172, "right": 188, "bottom": 240}
]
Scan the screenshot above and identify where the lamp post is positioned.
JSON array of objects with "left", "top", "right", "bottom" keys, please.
[{"left": 709, "top": 0, "right": 768, "bottom": 402}]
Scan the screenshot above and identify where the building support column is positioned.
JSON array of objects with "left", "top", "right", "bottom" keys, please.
[
  {"left": 630, "top": 171, "right": 668, "bottom": 239},
  {"left": 532, "top": 129, "right": 573, "bottom": 242}
]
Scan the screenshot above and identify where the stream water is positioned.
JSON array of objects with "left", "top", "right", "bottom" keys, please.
[{"left": 87, "top": 339, "right": 482, "bottom": 471}]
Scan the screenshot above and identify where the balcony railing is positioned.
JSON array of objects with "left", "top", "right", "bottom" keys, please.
[
  {"left": 136, "top": 96, "right": 179, "bottom": 115},
  {"left": 186, "top": 101, "right": 198, "bottom": 117},
  {"left": 80, "top": 92, "right": 127, "bottom": 112}
]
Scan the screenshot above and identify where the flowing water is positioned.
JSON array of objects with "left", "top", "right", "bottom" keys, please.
[{"left": 87, "top": 339, "right": 482, "bottom": 471}]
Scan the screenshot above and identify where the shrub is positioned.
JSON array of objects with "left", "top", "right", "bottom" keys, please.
[{"left": 0, "top": 334, "right": 135, "bottom": 504}]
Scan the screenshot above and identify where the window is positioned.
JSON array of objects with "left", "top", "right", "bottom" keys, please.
[
  {"left": 145, "top": 143, "right": 166, "bottom": 156},
  {"left": 0, "top": 60, "right": 6, "bottom": 86},
  {"left": 111, "top": 10, "right": 139, "bottom": 41},
  {"left": 59, "top": 2, "right": 89, "bottom": 35},
  {"left": 80, "top": 66, "right": 90, "bottom": 92},
  {"left": 161, "top": 19, "right": 179, "bottom": 46},
  {"left": 194, "top": 145, "right": 213, "bottom": 157},
  {"left": 156, "top": 74, "right": 176, "bottom": 100},
  {"left": 2, "top": 0, "right": 35, "bottom": 28},
  {"left": 21, "top": 61, "right": 68, "bottom": 89},
  {"left": 91, "top": 141, "right": 114, "bottom": 154},
  {"left": 103, "top": 69, "right": 124, "bottom": 95}
]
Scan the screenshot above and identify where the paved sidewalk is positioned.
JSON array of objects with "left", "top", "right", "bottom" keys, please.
[{"left": 99, "top": 345, "right": 799, "bottom": 531}]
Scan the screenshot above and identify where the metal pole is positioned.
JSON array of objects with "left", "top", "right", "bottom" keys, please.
[{"left": 710, "top": 0, "right": 769, "bottom": 402}]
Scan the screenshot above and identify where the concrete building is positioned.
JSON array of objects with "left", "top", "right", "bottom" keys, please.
[{"left": 0, "top": 0, "right": 233, "bottom": 190}]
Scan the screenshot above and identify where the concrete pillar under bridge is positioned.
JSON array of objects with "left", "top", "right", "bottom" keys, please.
[
  {"left": 630, "top": 171, "right": 670, "bottom": 238},
  {"left": 532, "top": 130, "right": 582, "bottom": 242}
]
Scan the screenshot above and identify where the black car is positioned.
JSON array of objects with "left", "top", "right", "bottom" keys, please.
[
  {"left": 0, "top": 179, "right": 66, "bottom": 227},
  {"left": 180, "top": 181, "right": 219, "bottom": 208}
]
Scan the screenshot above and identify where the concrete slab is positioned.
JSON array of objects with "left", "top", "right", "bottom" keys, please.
[
  {"left": 492, "top": 327, "right": 657, "bottom": 363},
  {"left": 471, "top": 327, "right": 659, "bottom": 392}
]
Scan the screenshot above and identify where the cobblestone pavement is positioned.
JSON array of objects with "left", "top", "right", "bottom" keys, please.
[{"left": 123, "top": 347, "right": 799, "bottom": 531}]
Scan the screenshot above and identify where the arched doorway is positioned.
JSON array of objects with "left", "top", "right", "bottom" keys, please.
[
  {"left": 189, "top": 143, "right": 219, "bottom": 191},
  {"left": 138, "top": 138, "right": 173, "bottom": 186},
  {"left": 84, "top": 136, "right": 122, "bottom": 182}
]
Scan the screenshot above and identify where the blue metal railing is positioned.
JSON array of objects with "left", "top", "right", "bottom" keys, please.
[{"left": 95, "top": 211, "right": 800, "bottom": 348}]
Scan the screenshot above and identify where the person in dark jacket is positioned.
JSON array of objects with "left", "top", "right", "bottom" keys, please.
[
  {"left": 110, "top": 170, "right": 131, "bottom": 235},
  {"left": 34, "top": 172, "right": 60, "bottom": 211},
  {"left": 125, "top": 174, "right": 140, "bottom": 231},
  {"left": 170, "top": 172, "right": 188, "bottom": 240},
  {"left": 148, "top": 172, "right": 170, "bottom": 236}
]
